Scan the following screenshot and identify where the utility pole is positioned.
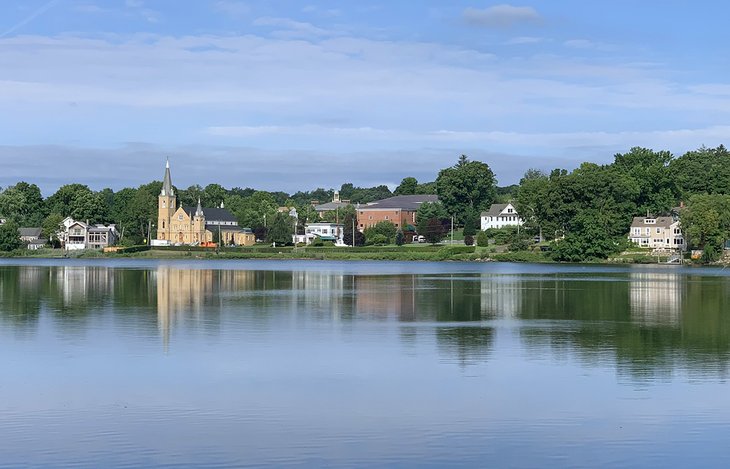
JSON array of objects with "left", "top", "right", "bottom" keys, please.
[
  {"left": 147, "top": 220, "right": 151, "bottom": 246},
  {"left": 451, "top": 215, "right": 454, "bottom": 244}
]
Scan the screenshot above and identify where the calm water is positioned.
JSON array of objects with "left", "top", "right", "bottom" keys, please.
[{"left": 1, "top": 259, "right": 729, "bottom": 468}]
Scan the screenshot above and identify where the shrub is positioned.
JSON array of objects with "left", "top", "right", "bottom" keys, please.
[
  {"left": 464, "top": 235, "right": 474, "bottom": 246},
  {"left": 365, "top": 233, "right": 389, "bottom": 246},
  {"left": 476, "top": 230, "right": 489, "bottom": 247}
]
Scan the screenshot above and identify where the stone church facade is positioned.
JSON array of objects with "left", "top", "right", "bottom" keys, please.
[{"left": 154, "top": 160, "right": 255, "bottom": 246}]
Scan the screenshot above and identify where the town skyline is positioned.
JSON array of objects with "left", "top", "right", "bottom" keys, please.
[{"left": 3, "top": 1, "right": 730, "bottom": 192}]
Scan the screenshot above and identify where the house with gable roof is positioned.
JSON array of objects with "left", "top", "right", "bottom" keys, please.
[{"left": 481, "top": 203, "right": 524, "bottom": 231}]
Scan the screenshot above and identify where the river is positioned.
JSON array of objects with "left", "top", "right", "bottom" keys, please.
[{"left": 0, "top": 259, "right": 728, "bottom": 468}]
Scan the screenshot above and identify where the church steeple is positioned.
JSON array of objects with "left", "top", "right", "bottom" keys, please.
[
  {"left": 156, "top": 158, "right": 177, "bottom": 243},
  {"left": 161, "top": 158, "right": 174, "bottom": 197},
  {"left": 195, "top": 198, "right": 204, "bottom": 217}
]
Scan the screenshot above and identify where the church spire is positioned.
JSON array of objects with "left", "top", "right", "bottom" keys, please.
[
  {"left": 195, "top": 198, "right": 204, "bottom": 217},
  {"left": 160, "top": 158, "right": 174, "bottom": 197}
]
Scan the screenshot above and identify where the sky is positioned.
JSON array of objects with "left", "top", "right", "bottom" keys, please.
[{"left": 1, "top": 0, "right": 730, "bottom": 195}]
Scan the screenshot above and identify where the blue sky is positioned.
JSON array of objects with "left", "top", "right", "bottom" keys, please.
[{"left": 1, "top": 1, "right": 729, "bottom": 194}]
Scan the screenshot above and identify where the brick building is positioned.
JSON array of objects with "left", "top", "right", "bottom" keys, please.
[{"left": 357, "top": 195, "right": 439, "bottom": 231}]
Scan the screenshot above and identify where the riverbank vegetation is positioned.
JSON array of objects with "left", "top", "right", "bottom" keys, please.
[{"left": 2, "top": 146, "right": 730, "bottom": 263}]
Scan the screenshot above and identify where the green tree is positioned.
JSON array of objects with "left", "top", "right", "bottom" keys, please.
[
  {"left": 364, "top": 221, "right": 397, "bottom": 244},
  {"left": 550, "top": 210, "right": 625, "bottom": 262},
  {"left": 266, "top": 211, "right": 294, "bottom": 245},
  {"left": 203, "top": 183, "right": 228, "bottom": 207},
  {"left": 394, "top": 177, "right": 418, "bottom": 195},
  {"left": 416, "top": 201, "right": 447, "bottom": 235},
  {"left": 0, "top": 220, "right": 22, "bottom": 252},
  {"left": 365, "top": 233, "right": 388, "bottom": 245},
  {"left": 42, "top": 213, "right": 65, "bottom": 243},
  {"left": 395, "top": 229, "right": 405, "bottom": 246},
  {"left": 0, "top": 182, "right": 45, "bottom": 226},
  {"left": 424, "top": 218, "right": 445, "bottom": 244},
  {"left": 476, "top": 230, "right": 489, "bottom": 247},
  {"left": 234, "top": 191, "right": 279, "bottom": 230},
  {"left": 436, "top": 155, "right": 496, "bottom": 224},
  {"left": 462, "top": 208, "right": 479, "bottom": 237},
  {"left": 669, "top": 145, "right": 730, "bottom": 198},
  {"left": 70, "top": 191, "right": 108, "bottom": 223},
  {"left": 613, "top": 147, "right": 677, "bottom": 215},
  {"left": 515, "top": 169, "right": 549, "bottom": 239},
  {"left": 681, "top": 194, "right": 730, "bottom": 260},
  {"left": 343, "top": 212, "right": 365, "bottom": 246}
]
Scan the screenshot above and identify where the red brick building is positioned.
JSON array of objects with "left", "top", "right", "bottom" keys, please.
[{"left": 357, "top": 195, "right": 440, "bottom": 231}]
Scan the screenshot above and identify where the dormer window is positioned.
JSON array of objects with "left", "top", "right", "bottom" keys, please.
[{"left": 645, "top": 219, "right": 656, "bottom": 224}]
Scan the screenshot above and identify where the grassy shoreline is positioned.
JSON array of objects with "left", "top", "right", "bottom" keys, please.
[{"left": 0, "top": 245, "right": 702, "bottom": 265}]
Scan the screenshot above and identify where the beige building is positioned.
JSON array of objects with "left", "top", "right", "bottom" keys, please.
[
  {"left": 154, "top": 160, "right": 255, "bottom": 246},
  {"left": 629, "top": 216, "right": 685, "bottom": 251}
]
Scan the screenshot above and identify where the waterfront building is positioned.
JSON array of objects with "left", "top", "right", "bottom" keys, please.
[
  {"left": 480, "top": 203, "right": 524, "bottom": 231},
  {"left": 153, "top": 160, "right": 255, "bottom": 246}
]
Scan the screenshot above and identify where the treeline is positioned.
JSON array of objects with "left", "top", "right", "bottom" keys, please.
[
  {"left": 2, "top": 146, "right": 729, "bottom": 261},
  {"left": 515, "top": 146, "right": 730, "bottom": 261},
  {"left": 0, "top": 175, "right": 445, "bottom": 247}
]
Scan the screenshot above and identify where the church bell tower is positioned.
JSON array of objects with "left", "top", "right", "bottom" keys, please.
[{"left": 157, "top": 158, "right": 176, "bottom": 241}]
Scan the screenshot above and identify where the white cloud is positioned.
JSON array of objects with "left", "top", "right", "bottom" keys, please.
[
  {"left": 463, "top": 4, "right": 540, "bottom": 28},
  {"left": 1, "top": 29, "right": 729, "bottom": 187},
  {"left": 252, "top": 16, "right": 335, "bottom": 38},
  {"left": 214, "top": 1, "right": 250, "bottom": 18},
  {"left": 505, "top": 36, "right": 544, "bottom": 45},
  {"left": 564, "top": 39, "right": 615, "bottom": 51}
]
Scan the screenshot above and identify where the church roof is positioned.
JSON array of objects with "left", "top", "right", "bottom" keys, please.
[
  {"left": 160, "top": 159, "right": 174, "bottom": 197},
  {"left": 182, "top": 206, "right": 237, "bottom": 223}
]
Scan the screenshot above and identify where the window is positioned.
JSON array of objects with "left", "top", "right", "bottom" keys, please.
[
  {"left": 384, "top": 216, "right": 389, "bottom": 220},
  {"left": 178, "top": 214, "right": 183, "bottom": 221},
  {"left": 656, "top": 228, "right": 661, "bottom": 234},
  {"left": 507, "top": 208, "right": 513, "bottom": 213},
  {"left": 162, "top": 221, "right": 165, "bottom": 229}
]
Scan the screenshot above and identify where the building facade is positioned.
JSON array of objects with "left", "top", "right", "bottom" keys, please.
[
  {"left": 153, "top": 160, "right": 255, "bottom": 246},
  {"left": 481, "top": 203, "right": 524, "bottom": 231},
  {"left": 629, "top": 216, "right": 686, "bottom": 251},
  {"left": 357, "top": 195, "right": 439, "bottom": 231},
  {"left": 293, "top": 223, "right": 345, "bottom": 245},
  {"left": 59, "top": 217, "right": 119, "bottom": 250}
]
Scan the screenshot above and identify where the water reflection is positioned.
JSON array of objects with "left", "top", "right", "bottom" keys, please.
[
  {"left": 629, "top": 272, "right": 682, "bottom": 326},
  {"left": 1, "top": 263, "right": 730, "bottom": 381}
]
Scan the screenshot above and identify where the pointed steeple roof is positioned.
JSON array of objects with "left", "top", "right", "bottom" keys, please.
[
  {"left": 160, "top": 158, "right": 174, "bottom": 197},
  {"left": 195, "top": 198, "right": 204, "bottom": 217}
]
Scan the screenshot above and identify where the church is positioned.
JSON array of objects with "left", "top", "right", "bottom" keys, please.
[{"left": 153, "top": 160, "right": 256, "bottom": 246}]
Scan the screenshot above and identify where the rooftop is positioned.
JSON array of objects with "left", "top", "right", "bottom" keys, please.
[
  {"left": 362, "top": 195, "right": 439, "bottom": 211},
  {"left": 481, "top": 203, "right": 518, "bottom": 217}
]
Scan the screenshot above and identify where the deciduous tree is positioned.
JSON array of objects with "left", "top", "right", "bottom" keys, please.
[{"left": 436, "top": 155, "right": 496, "bottom": 224}]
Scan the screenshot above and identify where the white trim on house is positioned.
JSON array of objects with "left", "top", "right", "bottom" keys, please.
[
  {"left": 628, "top": 216, "right": 686, "bottom": 251},
  {"left": 481, "top": 203, "right": 524, "bottom": 231}
]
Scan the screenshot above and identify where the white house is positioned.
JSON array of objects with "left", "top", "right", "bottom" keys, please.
[
  {"left": 481, "top": 203, "right": 524, "bottom": 231},
  {"left": 629, "top": 216, "right": 685, "bottom": 251},
  {"left": 293, "top": 223, "right": 345, "bottom": 245},
  {"left": 59, "top": 217, "right": 119, "bottom": 250}
]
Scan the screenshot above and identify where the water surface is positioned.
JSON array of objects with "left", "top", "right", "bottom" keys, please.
[{"left": 1, "top": 259, "right": 729, "bottom": 468}]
